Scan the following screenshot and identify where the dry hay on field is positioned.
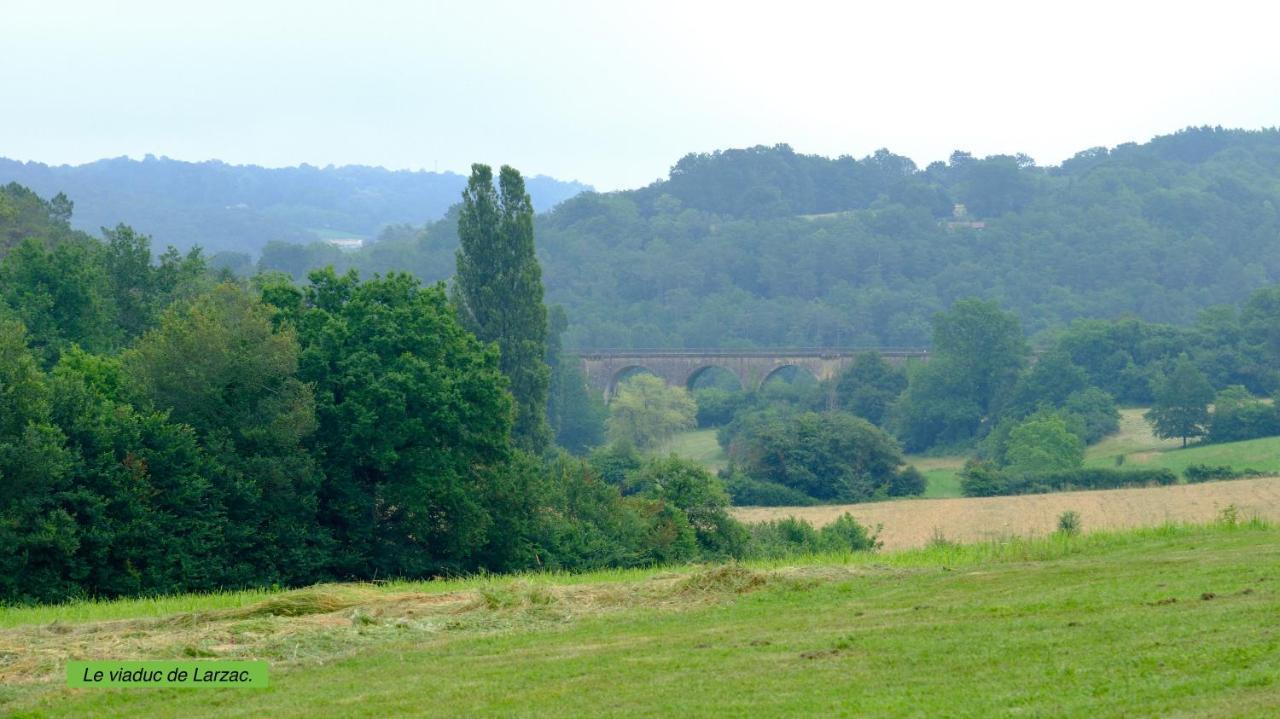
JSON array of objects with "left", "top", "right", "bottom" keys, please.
[
  {"left": 732, "top": 476, "right": 1280, "bottom": 550},
  {"left": 0, "top": 565, "right": 825, "bottom": 687}
]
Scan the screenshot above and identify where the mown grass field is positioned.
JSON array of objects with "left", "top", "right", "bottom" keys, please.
[{"left": 3, "top": 522, "right": 1277, "bottom": 718}]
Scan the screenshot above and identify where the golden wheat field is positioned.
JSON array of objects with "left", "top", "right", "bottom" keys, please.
[{"left": 732, "top": 477, "right": 1280, "bottom": 549}]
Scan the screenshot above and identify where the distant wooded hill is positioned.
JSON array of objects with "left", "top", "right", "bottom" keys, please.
[
  {"left": 0, "top": 156, "right": 590, "bottom": 256},
  {"left": 9, "top": 127, "right": 1280, "bottom": 349},
  {"left": 253, "top": 127, "right": 1280, "bottom": 349}
]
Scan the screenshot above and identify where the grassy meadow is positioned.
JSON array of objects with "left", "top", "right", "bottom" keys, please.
[
  {"left": 662, "top": 409, "right": 1280, "bottom": 503},
  {"left": 653, "top": 428, "right": 727, "bottom": 473},
  {"left": 4, "top": 521, "right": 1277, "bottom": 717}
]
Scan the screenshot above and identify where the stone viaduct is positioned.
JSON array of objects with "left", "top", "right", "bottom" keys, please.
[{"left": 576, "top": 349, "right": 930, "bottom": 400}]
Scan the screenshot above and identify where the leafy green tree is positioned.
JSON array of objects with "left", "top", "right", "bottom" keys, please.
[
  {"left": 1005, "top": 350, "right": 1088, "bottom": 418},
  {"left": 283, "top": 269, "right": 532, "bottom": 577},
  {"left": 45, "top": 350, "right": 229, "bottom": 598},
  {"left": 891, "top": 358, "right": 984, "bottom": 452},
  {"left": 532, "top": 455, "right": 650, "bottom": 569},
  {"left": 893, "top": 300, "right": 1026, "bottom": 451},
  {"left": 0, "top": 321, "right": 78, "bottom": 602},
  {"left": 546, "top": 305, "right": 605, "bottom": 453},
  {"left": 587, "top": 441, "right": 644, "bottom": 487},
  {"left": 123, "top": 284, "right": 326, "bottom": 584},
  {"left": 728, "top": 409, "right": 910, "bottom": 502},
  {"left": 625, "top": 456, "right": 746, "bottom": 558},
  {"left": 606, "top": 374, "right": 696, "bottom": 450},
  {"left": 454, "top": 164, "right": 552, "bottom": 452},
  {"left": 890, "top": 465, "right": 927, "bottom": 496},
  {"left": 932, "top": 298, "right": 1027, "bottom": 415},
  {"left": 550, "top": 360, "right": 606, "bottom": 454},
  {"left": 1207, "top": 385, "right": 1280, "bottom": 443},
  {"left": 1003, "top": 412, "right": 1085, "bottom": 474},
  {"left": 0, "top": 237, "right": 116, "bottom": 364},
  {"left": 693, "top": 388, "right": 751, "bottom": 428},
  {"left": 1240, "top": 286, "right": 1280, "bottom": 392},
  {"left": 1060, "top": 388, "right": 1121, "bottom": 444},
  {"left": 1145, "top": 354, "right": 1215, "bottom": 447},
  {"left": 834, "top": 352, "right": 907, "bottom": 426},
  {"left": 101, "top": 224, "right": 154, "bottom": 338},
  {"left": 817, "top": 513, "right": 880, "bottom": 552},
  {"left": 0, "top": 183, "right": 79, "bottom": 257},
  {"left": 958, "top": 459, "right": 1008, "bottom": 497}
]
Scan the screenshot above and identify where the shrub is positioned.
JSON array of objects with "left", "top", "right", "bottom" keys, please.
[
  {"left": 889, "top": 466, "right": 927, "bottom": 497},
  {"left": 1061, "top": 387, "right": 1121, "bottom": 444},
  {"left": 1004, "top": 412, "right": 1085, "bottom": 474},
  {"left": 1183, "top": 464, "right": 1264, "bottom": 483},
  {"left": 1206, "top": 386, "right": 1280, "bottom": 443},
  {"left": 626, "top": 456, "right": 748, "bottom": 559},
  {"left": 586, "top": 442, "right": 643, "bottom": 488},
  {"left": 1030, "top": 467, "right": 1178, "bottom": 491},
  {"left": 746, "top": 517, "right": 823, "bottom": 558},
  {"left": 1217, "top": 504, "right": 1240, "bottom": 527},
  {"left": 743, "top": 514, "right": 878, "bottom": 558},
  {"left": 723, "top": 471, "right": 818, "bottom": 506},
  {"left": 958, "top": 460, "right": 1008, "bottom": 497},
  {"left": 1056, "top": 510, "right": 1081, "bottom": 536},
  {"left": 818, "top": 513, "right": 880, "bottom": 552},
  {"left": 960, "top": 464, "right": 1178, "bottom": 497},
  {"left": 726, "top": 409, "right": 908, "bottom": 503},
  {"left": 693, "top": 388, "right": 749, "bottom": 428}
]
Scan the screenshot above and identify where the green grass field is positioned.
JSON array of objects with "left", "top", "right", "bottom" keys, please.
[
  {"left": 657, "top": 409, "right": 1280, "bottom": 503},
  {"left": 1087, "top": 434, "right": 1280, "bottom": 475},
  {"left": 4, "top": 521, "right": 1277, "bottom": 717},
  {"left": 654, "top": 428, "right": 727, "bottom": 472}
]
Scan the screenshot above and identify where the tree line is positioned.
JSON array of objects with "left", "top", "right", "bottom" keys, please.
[
  {"left": 663, "top": 286, "right": 1280, "bottom": 504},
  {"left": 0, "top": 177, "right": 866, "bottom": 605}
]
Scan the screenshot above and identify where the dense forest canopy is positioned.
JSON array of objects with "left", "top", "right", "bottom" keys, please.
[
  {"left": 0, "top": 156, "right": 590, "bottom": 257},
  {"left": 253, "top": 127, "right": 1280, "bottom": 348}
]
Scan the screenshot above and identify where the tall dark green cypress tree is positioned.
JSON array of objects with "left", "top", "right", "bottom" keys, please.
[{"left": 455, "top": 164, "right": 551, "bottom": 452}]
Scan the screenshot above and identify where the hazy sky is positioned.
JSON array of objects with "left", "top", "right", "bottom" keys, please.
[{"left": 3, "top": 0, "right": 1278, "bottom": 190}]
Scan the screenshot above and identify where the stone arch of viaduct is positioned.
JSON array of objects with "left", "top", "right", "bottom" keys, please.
[{"left": 576, "top": 349, "right": 929, "bottom": 400}]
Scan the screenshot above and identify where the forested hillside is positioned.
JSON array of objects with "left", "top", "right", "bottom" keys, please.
[
  {"left": 0, "top": 156, "right": 589, "bottom": 258},
  {"left": 258, "top": 127, "right": 1280, "bottom": 348}
]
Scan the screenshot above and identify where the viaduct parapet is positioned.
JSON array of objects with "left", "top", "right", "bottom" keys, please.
[{"left": 576, "top": 349, "right": 929, "bottom": 400}]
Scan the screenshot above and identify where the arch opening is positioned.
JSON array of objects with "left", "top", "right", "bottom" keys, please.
[
  {"left": 758, "top": 365, "right": 824, "bottom": 407},
  {"left": 686, "top": 365, "right": 743, "bottom": 392},
  {"left": 607, "top": 365, "right": 659, "bottom": 400},
  {"left": 759, "top": 364, "right": 820, "bottom": 389}
]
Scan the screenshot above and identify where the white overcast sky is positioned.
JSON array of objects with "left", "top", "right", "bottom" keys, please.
[{"left": 2, "top": 0, "right": 1278, "bottom": 190}]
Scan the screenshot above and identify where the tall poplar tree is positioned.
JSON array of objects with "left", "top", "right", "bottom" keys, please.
[{"left": 455, "top": 164, "right": 551, "bottom": 452}]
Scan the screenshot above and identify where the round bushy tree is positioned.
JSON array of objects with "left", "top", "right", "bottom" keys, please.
[
  {"left": 606, "top": 374, "right": 696, "bottom": 450},
  {"left": 729, "top": 410, "right": 910, "bottom": 503}
]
